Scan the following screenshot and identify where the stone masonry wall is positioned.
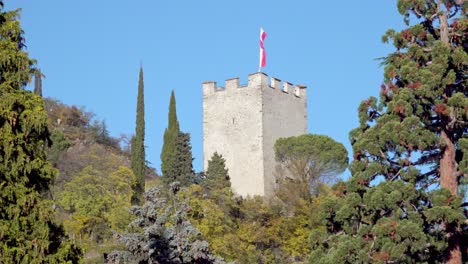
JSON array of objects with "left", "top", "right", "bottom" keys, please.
[
  {"left": 203, "top": 76, "right": 265, "bottom": 196},
  {"left": 262, "top": 77, "right": 307, "bottom": 196},
  {"left": 202, "top": 72, "right": 307, "bottom": 197}
]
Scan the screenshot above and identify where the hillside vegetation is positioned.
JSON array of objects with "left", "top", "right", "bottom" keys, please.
[{"left": 0, "top": 1, "right": 466, "bottom": 263}]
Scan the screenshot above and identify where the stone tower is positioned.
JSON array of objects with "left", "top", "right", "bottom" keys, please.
[{"left": 202, "top": 72, "right": 307, "bottom": 197}]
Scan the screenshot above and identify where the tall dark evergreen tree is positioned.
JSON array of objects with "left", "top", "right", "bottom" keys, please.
[
  {"left": 310, "top": 1, "right": 467, "bottom": 263},
  {"left": 34, "top": 69, "right": 42, "bottom": 96},
  {"left": 201, "top": 152, "right": 235, "bottom": 217},
  {"left": 131, "top": 66, "right": 146, "bottom": 205},
  {"left": 203, "top": 152, "right": 231, "bottom": 194},
  {"left": 161, "top": 90, "right": 180, "bottom": 182},
  {"left": 162, "top": 131, "right": 195, "bottom": 187},
  {"left": 0, "top": 3, "right": 82, "bottom": 262}
]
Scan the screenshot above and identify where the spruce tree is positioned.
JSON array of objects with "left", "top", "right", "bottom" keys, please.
[
  {"left": 310, "top": 1, "right": 467, "bottom": 263},
  {"left": 161, "top": 90, "right": 180, "bottom": 182},
  {"left": 131, "top": 66, "right": 146, "bottom": 205},
  {"left": 0, "top": 3, "right": 81, "bottom": 262},
  {"left": 106, "top": 183, "right": 224, "bottom": 264},
  {"left": 162, "top": 131, "right": 195, "bottom": 187}
]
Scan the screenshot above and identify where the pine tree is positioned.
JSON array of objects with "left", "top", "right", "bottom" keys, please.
[
  {"left": 0, "top": 3, "right": 81, "bottom": 262},
  {"left": 131, "top": 66, "right": 146, "bottom": 204},
  {"left": 275, "top": 134, "right": 348, "bottom": 199},
  {"left": 310, "top": 1, "right": 467, "bottom": 263},
  {"left": 34, "top": 69, "right": 42, "bottom": 96},
  {"left": 161, "top": 90, "right": 180, "bottom": 182},
  {"left": 162, "top": 131, "right": 195, "bottom": 187},
  {"left": 203, "top": 152, "right": 231, "bottom": 194}
]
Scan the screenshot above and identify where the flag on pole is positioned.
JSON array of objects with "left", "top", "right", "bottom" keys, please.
[{"left": 259, "top": 27, "right": 267, "bottom": 72}]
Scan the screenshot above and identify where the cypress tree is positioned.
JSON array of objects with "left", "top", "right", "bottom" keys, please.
[
  {"left": 310, "top": 1, "right": 467, "bottom": 263},
  {"left": 131, "top": 66, "right": 146, "bottom": 205},
  {"left": 162, "top": 131, "right": 195, "bottom": 187},
  {"left": 33, "top": 69, "right": 42, "bottom": 96},
  {"left": 161, "top": 90, "right": 180, "bottom": 182},
  {"left": 0, "top": 3, "right": 81, "bottom": 262}
]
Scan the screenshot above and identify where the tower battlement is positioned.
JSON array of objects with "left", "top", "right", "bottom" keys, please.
[
  {"left": 203, "top": 72, "right": 307, "bottom": 98},
  {"left": 202, "top": 72, "right": 308, "bottom": 197}
]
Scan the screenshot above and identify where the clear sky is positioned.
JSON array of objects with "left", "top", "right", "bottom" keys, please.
[{"left": 8, "top": 1, "right": 404, "bottom": 175}]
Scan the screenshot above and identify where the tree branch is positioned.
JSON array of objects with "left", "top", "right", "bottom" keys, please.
[{"left": 322, "top": 230, "right": 345, "bottom": 244}]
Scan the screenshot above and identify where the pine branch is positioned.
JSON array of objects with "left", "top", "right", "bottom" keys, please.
[
  {"left": 412, "top": 8, "right": 423, "bottom": 17},
  {"left": 412, "top": 152, "right": 440, "bottom": 166},
  {"left": 389, "top": 169, "right": 403, "bottom": 181},
  {"left": 322, "top": 231, "right": 345, "bottom": 244}
]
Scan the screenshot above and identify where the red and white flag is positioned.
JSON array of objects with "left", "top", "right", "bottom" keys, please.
[{"left": 259, "top": 27, "right": 267, "bottom": 71}]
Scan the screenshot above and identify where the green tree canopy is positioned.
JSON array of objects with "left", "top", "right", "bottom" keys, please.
[
  {"left": 310, "top": 1, "right": 467, "bottom": 263},
  {"left": 106, "top": 183, "right": 224, "bottom": 264},
  {"left": 161, "top": 90, "right": 180, "bottom": 182},
  {"left": 202, "top": 152, "right": 231, "bottom": 194},
  {"left": 131, "top": 65, "right": 146, "bottom": 205},
  {"left": 162, "top": 131, "right": 195, "bottom": 187},
  {"left": 59, "top": 164, "right": 135, "bottom": 244},
  {"left": 274, "top": 134, "right": 348, "bottom": 197},
  {"left": 0, "top": 3, "right": 81, "bottom": 262}
]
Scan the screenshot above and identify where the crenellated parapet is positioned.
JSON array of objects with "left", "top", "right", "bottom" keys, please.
[
  {"left": 203, "top": 72, "right": 307, "bottom": 99},
  {"left": 202, "top": 71, "right": 308, "bottom": 197}
]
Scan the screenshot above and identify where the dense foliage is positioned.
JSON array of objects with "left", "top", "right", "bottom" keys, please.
[
  {"left": 178, "top": 151, "right": 337, "bottom": 263},
  {"left": 310, "top": 1, "right": 467, "bottom": 263},
  {"left": 0, "top": 2, "right": 82, "bottom": 262},
  {"left": 275, "top": 134, "right": 348, "bottom": 197},
  {"left": 131, "top": 66, "right": 146, "bottom": 205},
  {"left": 42, "top": 98, "right": 148, "bottom": 262},
  {"left": 4, "top": 1, "right": 466, "bottom": 263},
  {"left": 160, "top": 90, "right": 196, "bottom": 187},
  {"left": 57, "top": 146, "right": 135, "bottom": 250},
  {"left": 106, "top": 183, "right": 224, "bottom": 264},
  {"left": 202, "top": 152, "right": 231, "bottom": 194},
  {"left": 161, "top": 90, "right": 181, "bottom": 184},
  {"left": 163, "top": 131, "right": 196, "bottom": 186}
]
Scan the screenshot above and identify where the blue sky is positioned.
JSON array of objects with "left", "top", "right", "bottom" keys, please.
[{"left": 8, "top": 1, "right": 404, "bottom": 175}]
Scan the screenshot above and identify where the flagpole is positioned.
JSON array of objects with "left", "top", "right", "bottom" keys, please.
[{"left": 258, "top": 36, "right": 261, "bottom": 72}]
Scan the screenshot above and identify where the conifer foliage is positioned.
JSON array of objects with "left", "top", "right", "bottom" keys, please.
[
  {"left": 310, "top": 1, "right": 467, "bottom": 263},
  {"left": 106, "top": 183, "right": 224, "bottom": 264},
  {"left": 34, "top": 70, "right": 42, "bottom": 96},
  {"left": 163, "top": 131, "right": 196, "bottom": 187},
  {"left": 161, "top": 91, "right": 196, "bottom": 186},
  {"left": 275, "top": 134, "right": 348, "bottom": 198},
  {"left": 0, "top": 2, "right": 81, "bottom": 262},
  {"left": 161, "top": 91, "right": 180, "bottom": 179},
  {"left": 203, "top": 152, "right": 231, "bottom": 194},
  {"left": 131, "top": 66, "right": 146, "bottom": 204}
]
